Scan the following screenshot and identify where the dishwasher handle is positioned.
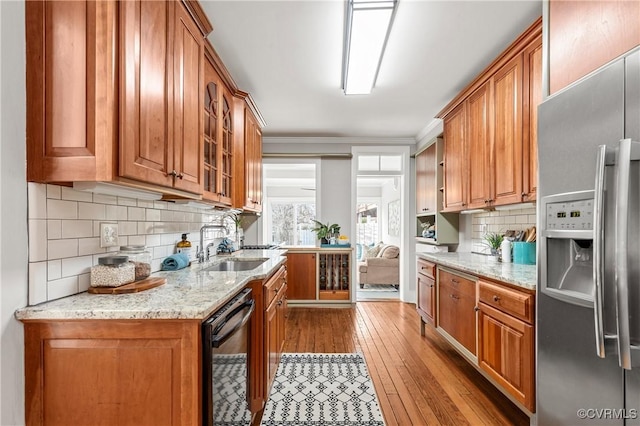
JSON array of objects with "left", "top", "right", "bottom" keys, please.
[{"left": 211, "top": 299, "right": 255, "bottom": 348}]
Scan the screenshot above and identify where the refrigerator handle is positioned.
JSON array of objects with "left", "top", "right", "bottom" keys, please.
[
  {"left": 615, "top": 138, "right": 632, "bottom": 370},
  {"left": 593, "top": 145, "right": 607, "bottom": 358}
]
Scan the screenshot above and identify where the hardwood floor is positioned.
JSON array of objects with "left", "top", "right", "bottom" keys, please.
[{"left": 282, "top": 301, "right": 529, "bottom": 426}]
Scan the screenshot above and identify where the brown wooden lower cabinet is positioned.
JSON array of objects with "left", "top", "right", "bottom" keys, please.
[
  {"left": 23, "top": 320, "right": 200, "bottom": 426},
  {"left": 286, "top": 252, "right": 316, "bottom": 300},
  {"left": 416, "top": 258, "right": 437, "bottom": 332},
  {"left": 437, "top": 269, "right": 477, "bottom": 355},
  {"left": 247, "top": 264, "right": 288, "bottom": 412},
  {"left": 433, "top": 265, "right": 536, "bottom": 414}
]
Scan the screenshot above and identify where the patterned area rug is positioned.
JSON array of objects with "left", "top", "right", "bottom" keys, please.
[
  {"left": 260, "top": 353, "right": 385, "bottom": 426},
  {"left": 211, "top": 353, "right": 251, "bottom": 425}
]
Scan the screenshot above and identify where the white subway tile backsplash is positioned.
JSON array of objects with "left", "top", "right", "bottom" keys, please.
[
  {"left": 161, "top": 210, "right": 173, "bottom": 222},
  {"left": 93, "top": 193, "right": 118, "bottom": 205},
  {"left": 146, "top": 234, "right": 162, "bottom": 247},
  {"left": 46, "top": 184, "right": 61, "bottom": 199},
  {"left": 128, "top": 207, "right": 145, "bottom": 221},
  {"left": 29, "top": 262, "right": 48, "bottom": 305},
  {"left": 47, "top": 276, "right": 78, "bottom": 301},
  {"left": 78, "top": 237, "right": 105, "bottom": 256},
  {"left": 106, "top": 205, "right": 128, "bottom": 221},
  {"left": 146, "top": 209, "right": 161, "bottom": 221},
  {"left": 28, "top": 183, "right": 225, "bottom": 304},
  {"left": 128, "top": 235, "right": 146, "bottom": 246},
  {"left": 61, "top": 255, "right": 93, "bottom": 277},
  {"left": 137, "top": 199, "right": 154, "bottom": 208},
  {"left": 48, "top": 220, "right": 62, "bottom": 239},
  {"left": 29, "top": 220, "right": 47, "bottom": 262},
  {"left": 48, "top": 239, "right": 78, "bottom": 260},
  {"left": 61, "top": 187, "right": 93, "bottom": 202},
  {"left": 118, "top": 221, "right": 138, "bottom": 236},
  {"left": 61, "top": 220, "right": 93, "bottom": 239},
  {"left": 47, "top": 199, "right": 78, "bottom": 219},
  {"left": 78, "top": 202, "right": 106, "bottom": 220},
  {"left": 47, "top": 260, "right": 62, "bottom": 281},
  {"left": 28, "top": 183, "right": 47, "bottom": 219}
]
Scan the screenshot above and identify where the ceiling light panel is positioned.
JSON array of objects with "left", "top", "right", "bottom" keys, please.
[{"left": 343, "top": 0, "right": 398, "bottom": 95}]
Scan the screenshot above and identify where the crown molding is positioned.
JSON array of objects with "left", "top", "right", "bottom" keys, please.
[{"left": 263, "top": 136, "right": 415, "bottom": 145}]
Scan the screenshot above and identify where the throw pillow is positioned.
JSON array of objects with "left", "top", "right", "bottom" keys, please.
[
  {"left": 365, "top": 242, "right": 384, "bottom": 259},
  {"left": 380, "top": 245, "right": 399, "bottom": 259}
]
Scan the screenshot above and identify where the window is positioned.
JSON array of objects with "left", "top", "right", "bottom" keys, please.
[
  {"left": 263, "top": 162, "right": 318, "bottom": 246},
  {"left": 357, "top": 154, "right": 402, "bottom": 172}
]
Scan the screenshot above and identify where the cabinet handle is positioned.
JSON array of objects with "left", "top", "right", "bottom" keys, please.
[
  {"left": 474, "top": 306, "right": 480, "bottom": 312},
  {"left": 493, "top": 295, "right": 500, "bottom": 302},
  {"left": 484, "top": 199, "right": 490, "bottom": 204},
  {"left": 176, "top": 172, "right": 184, "bottom": 179},
  {"left": 521, "top": 192, "right": 527, "bottom": 197},
  {"left": 167, "top": 170, "right": 178, "bottom": 177}
]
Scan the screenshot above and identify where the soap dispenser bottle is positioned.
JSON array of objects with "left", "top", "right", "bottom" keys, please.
[{"left": 176, "top": 233, "right": 192, "bottom": 259}]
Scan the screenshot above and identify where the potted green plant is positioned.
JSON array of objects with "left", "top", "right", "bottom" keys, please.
[
  {"left": 312, "top": 220, "right": 340, "bottom": 244},
  {"left": 482, "top": 232, "right": 504, "bottom": 261}
]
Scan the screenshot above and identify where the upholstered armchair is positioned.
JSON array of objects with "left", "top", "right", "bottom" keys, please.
[{"left": 357, "top": 244, "right": 400, "bottom": 289}]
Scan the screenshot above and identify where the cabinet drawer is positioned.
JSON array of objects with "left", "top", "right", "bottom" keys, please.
[
  {"left": 264, "top": 266, "right": 286, "bottom": 308},
  {"left": 479, "top": 280, "right": 534, "bottom": 324},
  {"left": 417, "top": 258, "right": 436, "bottom": 279},
  {"left": 439, "top": 269, "right": 476, "bottom": 298}
]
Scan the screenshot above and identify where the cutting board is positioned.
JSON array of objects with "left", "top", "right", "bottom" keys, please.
[{"left": 87, "top": 277, "right": 166, "bottom": 294}]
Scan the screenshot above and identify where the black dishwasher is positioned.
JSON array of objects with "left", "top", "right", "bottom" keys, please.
[{"left": 202, "top": 288, "right": 255, "bottom": 426}]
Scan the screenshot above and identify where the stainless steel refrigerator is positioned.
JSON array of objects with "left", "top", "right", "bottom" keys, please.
[{"left": 537, "top": 48, "right": 640, "bottom": 425}]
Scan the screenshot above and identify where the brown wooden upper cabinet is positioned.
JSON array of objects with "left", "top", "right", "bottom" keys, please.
[
  {"left": 438, "top": 18, "right": 542, "bottom": 212},
  {"left": 120, "top": 0, "right": 204, "bottom": 195},
  {"left": 241, "top": 105, "right": 264, "bottom": 213},
  {"left": 415, "top": 142, "right": 437, "bottom": 214},
  {"left": 202, "top": 48, "right": 234, "bottom": 206},
  {"left": 548, "top": 0, "right": 640, "bottom": 95}
]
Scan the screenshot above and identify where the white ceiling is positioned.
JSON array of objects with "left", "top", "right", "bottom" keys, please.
[{"left": 201, "top": 0, "right": 542, "bottom": 140}]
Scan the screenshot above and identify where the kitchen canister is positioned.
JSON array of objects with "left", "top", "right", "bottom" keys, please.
[
  {"left": 118, "top": 245, "right": 152, "bottom": 281},
  {"left": 513, "top": 242, "right": 536, "bottom": 265},
  {"left": 90, "top": 256, "right": 135, "bottom": 287},
  {"left": 501, "top": 239, "right": 512, "bottom": 263}
]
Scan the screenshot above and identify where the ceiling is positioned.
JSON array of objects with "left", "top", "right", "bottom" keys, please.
[{"left": 201, "top": 0, "right": 542, "bottom": 141}]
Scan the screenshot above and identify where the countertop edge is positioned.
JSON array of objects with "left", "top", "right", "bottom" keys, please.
[
  {"left": 15, "top": 253, "right": 288, "bottom": 322},
  {"left": 417, "top": 252, "right": 536, "bottom": 291}
]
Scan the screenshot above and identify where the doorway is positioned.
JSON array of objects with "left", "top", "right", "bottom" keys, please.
[{"left": 351, "top": 147, "right": 410, "bottom": 303}]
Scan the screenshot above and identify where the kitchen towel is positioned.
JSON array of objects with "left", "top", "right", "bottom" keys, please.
[{"left": 161, "top": 253, "right": 190, "bottom": 271}]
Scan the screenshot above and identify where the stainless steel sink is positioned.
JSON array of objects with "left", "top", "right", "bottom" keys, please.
[{"left": 205, "top": 258, "right": 268, "bottom": 272}]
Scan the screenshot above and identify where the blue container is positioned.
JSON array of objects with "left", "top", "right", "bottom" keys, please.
[{"left": 513, "top": 242, "right": 536, "bottom": 265}]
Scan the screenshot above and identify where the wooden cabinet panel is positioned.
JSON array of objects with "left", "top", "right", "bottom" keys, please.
[
  {"left": 24, "top": 320, "right": 200, "bottom": 426},
  {"left": 172, "top": 2, "right": 204, "bottom": 194},
  {"left": 438, "top": 269, "right": 477, "bottom": 355},
  {"left": 27, "top": 0, "right": 117, "bottom": 182},
  {"left": 416, "top": 144, "right": 437, "bottom": 214},
  {"left": 417, "top": 259, "right": 436, "bottom": 279},
  {"left": 523, "top": 36, "right": 542, "bottom": 202},
  {"left": 120, "top": 0, "right": 174, "bottom": 188},
  {"left": 265, "top": 297, "right": 279, "bottom": 390},
  {"left": 120, "top": 0, "right": 203, "bottom": 194},
  {"left": 479, "top": 280, "right": 534, "bottom": 324},
  {"left": 442, "top": 103, "right": 466, "bottom": 212},
  {"left": 492, "top": 54, "right": 523, "bottom": 206},
  {"left": 417, "top": 274, "right": 436, "bottom": 326},
  {"left": 478, "top": 302, "right": 534, "bottom": 411},
  {"left": 286, "top": 253, "right": 317, "bottom": 300},
  {"left": 549, "top": 0, "right": 640, "bottom": 95},
  {"left": 243, "top": 109, "right": 263, "bottom": 212},
  {"left": 466, "top": 82, "right": 492, "bottom": 209}
]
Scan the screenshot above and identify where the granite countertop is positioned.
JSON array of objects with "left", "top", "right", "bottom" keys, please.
[
  {"left": 282, "top": 245, "right": 353, "bottom": 252},
  {"left": 15, "top": 249, "right": 288, "bottom": 321},
  {"left": 416, "top": 252, "right": 536, "bottom": 291}
]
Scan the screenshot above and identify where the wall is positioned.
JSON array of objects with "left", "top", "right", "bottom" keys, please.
[
  {"left": 27, "top": 183, "right": 231, "bottom": 304},
  {"left": 1, "top": 1, "right": 26, "bottom": 424},
  {"left": 467, "top": 207, "right": 537, "bottom": 253}
]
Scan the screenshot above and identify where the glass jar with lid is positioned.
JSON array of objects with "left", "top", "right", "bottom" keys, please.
[
  {"left": 90, "top": 256, "right": 135, "bottom": 287},
  {"left": 118, "top": 245, "right": 152, "bottom": 281}
]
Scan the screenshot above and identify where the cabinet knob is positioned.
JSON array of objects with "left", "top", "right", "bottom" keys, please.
[
  {"left": 493, "top": 295, "right": 500, "bottom": 302},
  {"left": 277, "top": 300, "right": 283, "bottom": 306},
  {"left": 474, "top": 306, "right": 480, "bottom": 312},
  {"left": 274, "top": 287, "right": 280, "bottom": 293},
  {"left": 176, "top": 172, "right": 184, "bottom": 179},
  {"left": 168, "top": 170, "right": 178, "bottom": 177}
]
